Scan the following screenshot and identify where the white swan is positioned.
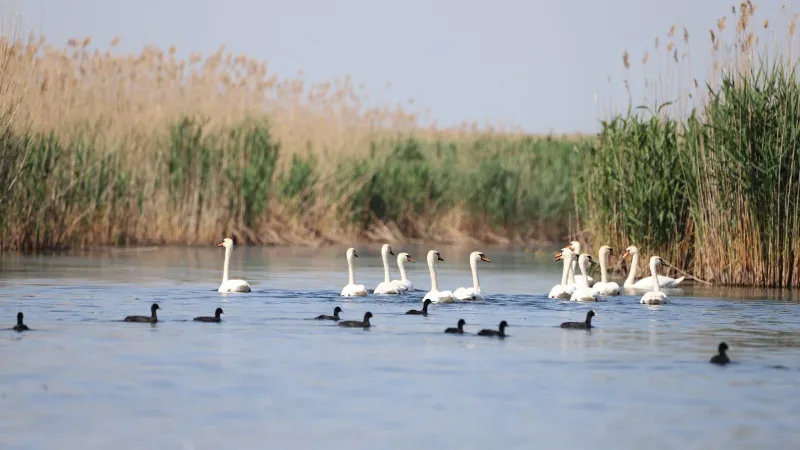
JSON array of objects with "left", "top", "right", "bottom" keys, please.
[
  {"left": 548, "top": 247, "right": 576, "bottom": 299},
  {"left": 391, "top": 252, "right": 415, "bottom": 292},
  {"left": 373, "top": 244, "right": 400, "bottom": 294},
  {"left": 422, "top": 250, "right": 455, "bottom": 303},
  {"left": 217, "top": 238, "right": 251, "bottom": 293},
  {"left": 570, "top": 253, "right": 599, "bottom": 302},
  {"left": 568, "top": 241, "right": 596, "bottom": 287},
  {"left": 341, "top": 247, "right": 368, "bottom": 297},
  {"left": 622, "top": 246, "right": 685, "bottom": 289},
  {"left": 592, "top": 245, "right": 620, "bottom": 296},
  {"left": 640, "top": 256, "right": 670, "bottom": 305},
  {"left": 453, "top": 251, "right": 491, "bottom": 301}
]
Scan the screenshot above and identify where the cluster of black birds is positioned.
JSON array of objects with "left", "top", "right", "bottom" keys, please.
[{"left": 8, "top": 303, "right": 731, "bottom": 365}]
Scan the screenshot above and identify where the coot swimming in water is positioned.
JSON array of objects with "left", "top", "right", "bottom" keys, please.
[
  {"left": 405, "top": 299, "right": 432, "bottom": 316},
  {"left": 560, "top": 310, "right": 596, "bottom": 329},
  {"left": 315, "top": 306, "right": 343, "bottom": 321},
  {"left": 444, "top": 319, "right": 466, "bottom": 334},
  {"left": 477, "top": 320, "right": 508, "bottom": 338},
  {"left": 124, "top": 303, "right": 160, "bottom": 323},
  {"left": 194, "top": 307, "right": 224, "bottom": 322},
  {"left": 338, "top": 311, "right": 373, "bottom": 328},
  {"left": 710, "top": 342, "right": 731, "bottom": 365},
  {"left": 12, "top": 312, "right": 29, "bottom": 332}
]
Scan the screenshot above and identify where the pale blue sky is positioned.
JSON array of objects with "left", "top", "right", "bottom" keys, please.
[{"left": 10, "top": 0, "right": 792, "bottom": 133}]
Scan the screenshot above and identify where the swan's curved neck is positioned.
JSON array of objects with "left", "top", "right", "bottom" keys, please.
[
  {"left": 470, "top": 256, "right": 481, "bottom": 291},
  {"left": 625, "top": 252, "right": 639, "bottom": 286},
  {"left": 398, "top": 257, "right": 408, "bottom": 281},
  {"left": 381, "top": 248, "right": 391, "bottom": 283},
  {"left": 578, "top": 258, "right": 590, "bottom": 288},
  {"left": 560, "top": 254, "right": 571, "bottom": 286},
  {"left": 347, "top": 255, "right": 356, "bottom": 285},
  {"left": 650, "top": 261, "right": 661, "bottom": 292},
  {"left": 568, "top": 258, "right": 577, "bottom": 284},
  {"left": 599, "top": 251, "right": 609, "bottom": 284},
  {"left": 221, "top": 245, "right": 231, "bottom": 283},
  {"left": 428, "top": 257, "right": 440, "bottom": 291}
]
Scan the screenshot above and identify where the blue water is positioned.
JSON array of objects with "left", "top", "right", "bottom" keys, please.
[{"left": 1, "top": 244, "right": 799, "bottom": 450}]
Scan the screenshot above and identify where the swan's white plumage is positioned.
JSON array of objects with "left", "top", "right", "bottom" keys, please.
[
  {"left": 217, "top": 238, "right": 251, "bottom": 293},
  {"left": 453, "top": 251, "right": 490, "bottom": 301},
  {"left": 570, "top": 253, "right": 599, "bottom": 302},
  {"left": 373, "top": 244, "right": 400, "bottom": 294},
  {"left": 569, "top": 241, "right": 596, "bottom": 287},
  {"left": 548, "top": 247, "right": 575, "bottom": 299},
  {"left": 391, "top": 252, "right": 415, "bottom": 292},
  {"left": 341, "top": 247, "right": 368, "bottom": 297},
  {"left": 640, "top": 256, "right": 670, "bottom": 305},
  {"left": 592, "top": 245, "right": 620, "bottom": 296},
  {"left": 422, "top": 250, "right": 455, "bottom": 303},
  {"left": 623, "top": 246, "right": 685, "bottom": 289}
]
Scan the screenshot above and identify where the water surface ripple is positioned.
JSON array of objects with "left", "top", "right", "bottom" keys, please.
[{"left": 2, "top": 245, "right": 799, "bottom": 450}]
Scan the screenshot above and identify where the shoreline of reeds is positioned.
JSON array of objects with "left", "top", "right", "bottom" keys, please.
[{"left": 578, "top": 1, "right": 800, "bottom": 288}]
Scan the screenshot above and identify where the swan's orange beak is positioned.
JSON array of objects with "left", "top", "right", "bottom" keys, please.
[
  {"left": 406, "top": 256, "right": 415, "bottom": 263},
  {"left": 216, "top": 242, "right": 224, "bottom": 247},
  {"left": 555, "top": 253, "right": 563, "bottom": 261},
  {"left": 480, "top": 255, "right": 491, "bottom": 262},
  {"left": 621, "top": 250, "right": 630, "bottom": 259}
]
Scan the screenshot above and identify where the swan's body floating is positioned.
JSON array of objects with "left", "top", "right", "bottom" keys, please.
[
  {"left": 569, "top": 241, "right": 596, "bottom": 287},
  {"left": 640, "top": 256, "right": 670, "bottom": 305},
  {"left": 341, "top": 248, "right": 368, "bottom": 297},
  {"left": 622, "top": 246, "right": 685, "bottom": 289},
  {"left": 549, "top": 248, "right": 576, "bottom": 299},
  {"left": 391, "top": 252, "right": 415, "bottom": 292},
  {"left": 592, "top": 246, "right": 620, "bottom": 296},
  {"left": 453, "top": 251, "right": 491, "bottom": 301},
  {"left": 422, "top": 250, "right": 455, "bottom": 303},
  {"left": 374, "top": 244, "right": 400, "bottom": 294},
  {"left": 570, "top": 254, "right": 599, "bottom": 302},
  {"left": 217, "top": 238, "right": 251, "bottom": 293}
]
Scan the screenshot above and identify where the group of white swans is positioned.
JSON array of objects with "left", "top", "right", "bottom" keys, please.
[
  {"left": 341, "top": 244, "right": 491, "bottom": 303},
  {"left": 216, "top": 237, "right": 685, "bottom": 305},
  {"left": 549, "top": 241, "right": 685, "bottom": 305}
]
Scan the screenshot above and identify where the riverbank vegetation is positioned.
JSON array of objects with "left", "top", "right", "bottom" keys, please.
[
  {"left": 2, "top": 2, "right": 798, "bottom": 288},
  {"left": 0, "top": 27, "right": 580, "bottom": 251},
  {"left": 579, "top": 1, "right": 800, "bottom": 287}
]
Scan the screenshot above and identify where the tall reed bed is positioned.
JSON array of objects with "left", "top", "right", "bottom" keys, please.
[
  {"left": 580, "top": 1, "right": 800, "bottom": 287},
  {"left": 0, "top": 25, "right": 580, "bottom": 250}
]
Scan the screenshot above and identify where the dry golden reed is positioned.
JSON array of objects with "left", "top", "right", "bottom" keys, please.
[{"left": 0, "top": 13, "right": 584, "bottom": 251}]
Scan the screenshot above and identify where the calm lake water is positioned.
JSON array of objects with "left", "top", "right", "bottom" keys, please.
[{"left": 2, "top": 244, "right": 799, "bottom": 450}]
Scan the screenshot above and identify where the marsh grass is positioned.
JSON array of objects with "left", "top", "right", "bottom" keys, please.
[
  {"left": 0, "top": 8, "right": 587, "bottom": 251},
  {"left": 582, "top": 1, "right": 800, "bottom": 287}
]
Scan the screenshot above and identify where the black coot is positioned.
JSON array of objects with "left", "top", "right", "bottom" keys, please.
[
  {"left": 13, "top": 312, "right": 29, "bottom": 332},
  {"left": 194, "top": 308, "right": 224, "bottom": 322},
  {"left": 124, "top": 303, "right": 160, "bottom": 323},
  {"left": 338, "top": 312, "right": 373, "bottom": 328},
  {"left": 406, "top": 299, "right": 432, "bottom": 316},
  {"left": 444, "top": 319, "right": 466, "bottom": 334},
  {"left": 710, "top": 342, "right": 731, "bottom": 365},
  {"left": 315, "top": 306, "right": 343, "bottom": 321},
  {"left": 560, "top": 310, "right": 596, "bottom": 329},
  {"left": 477, "top": 320, "right": 508, "bottom": 338}
]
